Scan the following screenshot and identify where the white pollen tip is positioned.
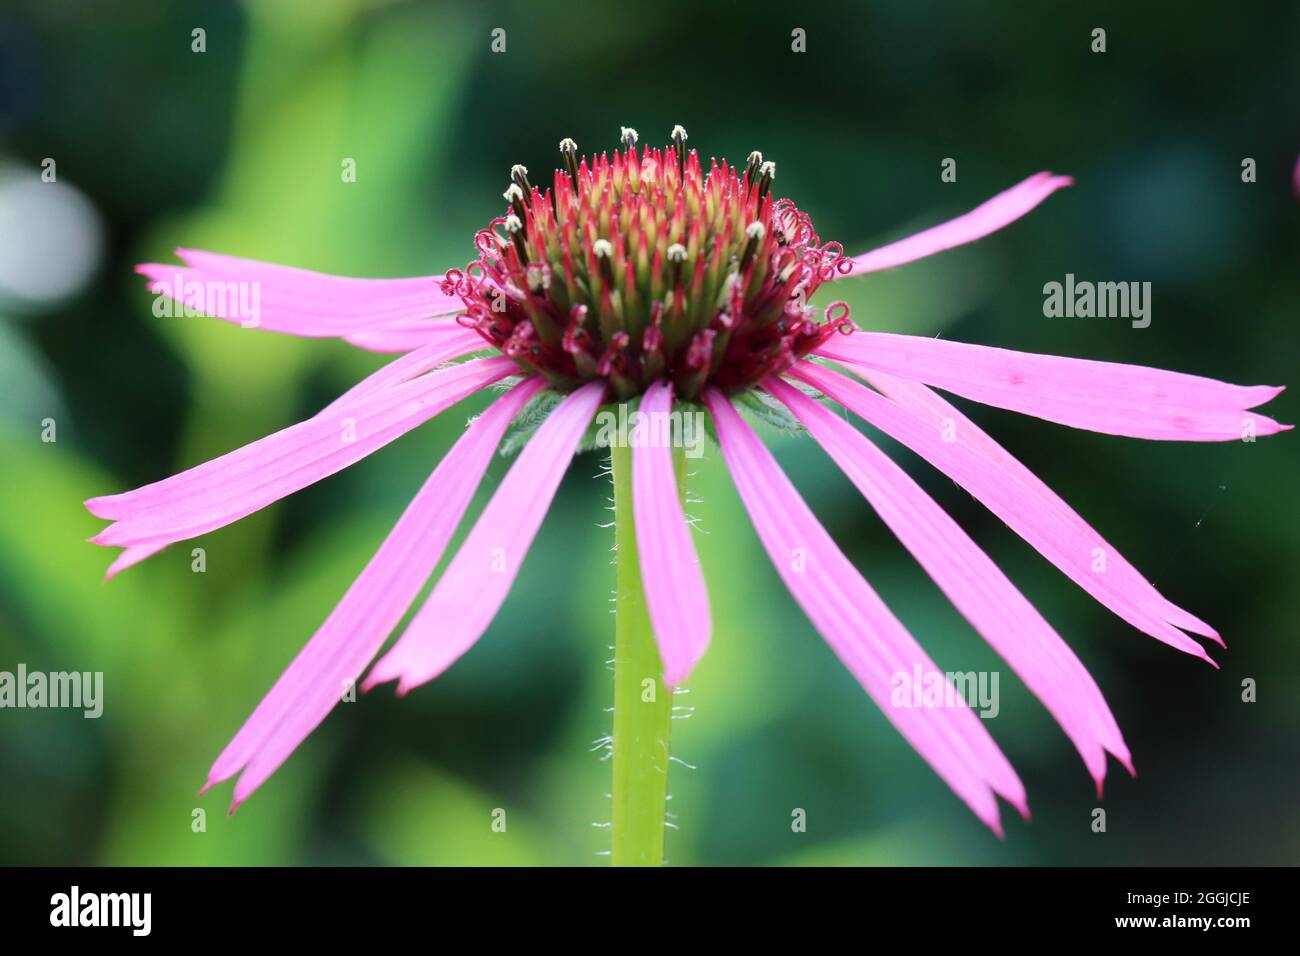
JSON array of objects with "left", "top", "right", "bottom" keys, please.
[
  {"left": 593, "top": 238, "right": 614, "bottom": 258},
  {"left": 671, "top": 124, "right": 688, "bottom": 141},
  {"left": 666, "top": 243, "right": 688, "bottom": 262},
  {"left": 748, "top": 150, "right": 763, "bottom": 164},
  {"left": 620, "top": 126, "right": 639, "bottom": 144},
  {"left": 746, "top": 221, "right": 766, "bottom": 240},
  {"left": 760, "top": 161, "right": 776, "bottom": 178},
  {"left": 504, "top": 183, "right": 523, "bottom": 201},
  {"left": 505, "top": 214, "right": 523, "bottom": 232},
  {"left": 559, "top": 137, "right": 577, "bottom": 152},
  {"left": 526, "top": 263, "right": 551, "bottom": 289},
  {"left": 511, "top": 163, "right": 528, "bottom": 178}
]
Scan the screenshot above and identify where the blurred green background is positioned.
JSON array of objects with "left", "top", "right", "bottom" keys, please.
[{"left": 1, "top": 0, "right": 1296, "bottom": 866}]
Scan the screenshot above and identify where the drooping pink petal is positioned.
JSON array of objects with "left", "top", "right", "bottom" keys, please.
[
  {"left": 838, "top": 173, "right": 1073, "bottom": 277},
  {"left": 136, "top": 264, "right": 458, "bottom": 339},
  {"left": 792, "top": 362, "right": 1220, "bottom": 661},
  {"left": 342, "top": 317, "right": 476, "bottom": 354},
  {"left": 94, "top": 333, "right": 492, "bottom": 576},
  {"left": 702, "top": 388, "right": 1025, "bottom": 833},
  {"left": 865, "top": 369, "right": 1222, "bottom": 641},
  {"left": 766, "top": 377, "right": 1130, "bottom": 788},
  {"left": 632, "top": 380, "right": 711, "bottom": 687},
  {"left": 817, "top": 332, "right": 1288, "bottom": 441},
  {"left": 365, "top": 380, "right": 607, "bottom": 694},
  {"left": 175, "top": 248, "right": 453, "bottom": 296},
  {"left": 321, "top": 326, "right": 490, "bottom": 414},
  {"left": 103, "top": 544, "right": 167, "bottom": 580},
  {"left": 136, "top": 248, "right": 462, "bottom": 346},
  {"left": 85, "top": 356, "right": 516, "bottom": 548},
  {"left": 210, "top": 377, "right": 547, "bottom": 808}
]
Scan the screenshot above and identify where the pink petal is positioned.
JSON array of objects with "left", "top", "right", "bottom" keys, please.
[
  {"left": 793, "top": 362, "right": 1221, "bottom": 661},
  {"left": 210, "top": 377, "right": 547, "bottom": 808},
  {"left": 103, "top": 544, "right": 167, "bottom": 580},
  {"left": 839, "top": 173, "right": 1073, "bottom": 276},
  {"left": 135, "top": 248, "right": 462, "bottom": 347},
  {"left": 766, "top": 377, "right": 1130, "bottom": 788},
  {"left": 365, "top": 380, "right": 607, "bottom": 694},
  {"left": 632, "top": 380, "right": 711, "bottom": 686},
  {"left": 817, "top": 332, "right": 1289, "bottom": 441},
  {"left": 85, "top": 356, "right": 516, "bottom": 547},
  {"left": 342, "top": 317, "right": 475, "bottom": 354},
  {"left": 93, "top": 333, "right": 490, "bottom": 575},
  {"left": 174, "top": 248, "right": 451, "bottom": 297},
  {"left": 321, "top": 327, "right": 491, "bottom": 414},
  {"left": 702, "top": 388, "right": 1025, "bottom": 833},
  {"left": 136, "top": 264, "right": 457, "bottom": 338}
]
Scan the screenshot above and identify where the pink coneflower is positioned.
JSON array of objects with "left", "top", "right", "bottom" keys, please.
[{"left": 89, "top": 126, "right": 1288, "bottom": 841}]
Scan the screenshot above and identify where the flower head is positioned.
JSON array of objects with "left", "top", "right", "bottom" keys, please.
[{"left": 448, "top": 130, "right": 850, "bottom": 400}]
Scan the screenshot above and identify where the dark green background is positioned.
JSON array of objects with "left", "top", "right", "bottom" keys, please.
[{"left": 0, "top": 0, "right": 1296, "bottom": 865}]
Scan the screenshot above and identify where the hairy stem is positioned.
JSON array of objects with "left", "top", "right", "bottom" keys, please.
[{"left": 609, "top": 441, "right": 680, "bottom": 866}]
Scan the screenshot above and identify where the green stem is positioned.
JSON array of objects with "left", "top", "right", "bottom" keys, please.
[{"left": 609, "top": 441, "right": 681, "bottom": 866}]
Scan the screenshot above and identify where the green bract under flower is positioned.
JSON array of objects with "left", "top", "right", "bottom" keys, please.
[{"left": 444, "top": 126, "right": 854, "bottom": 400}]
